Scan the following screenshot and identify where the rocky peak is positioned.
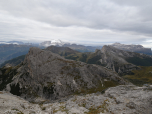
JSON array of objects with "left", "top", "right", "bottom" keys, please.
[
  {"left": 0, "top": 47, "right": 129, "bottom": 102},
  {"left": 96, "top": 45, "right": 139, "bottom": 75}
]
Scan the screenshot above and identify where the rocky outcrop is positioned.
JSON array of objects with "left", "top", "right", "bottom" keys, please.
[
  {"left": 0, "top": 47, "right": 128, "bottom": 102},
  {"left": 45, "top": 85, "right": 152, "bottom": 114},
  {"left": 99, "top": 45, "right": 139, "bottom": 75},
  {"left": 90, "top": 45, "right": 152, "bottom": 75},
  {"left": 1, "top": 85, "right": 152, "bottom": 114},
  {"left": 0, "top": 91, "right": 43, "bottom": 114}
]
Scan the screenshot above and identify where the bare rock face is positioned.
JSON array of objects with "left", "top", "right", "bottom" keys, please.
[
  {"left": 42, "top": 85, "right": 152, "bottom": 114},
  {"left": 100, "top": 45, "right": 139, "bottom": 75},
  {"left": 94, "top": 45, "right": 152, "bottom": 75},
  {"left": 103, "top": 85, "right": 152, "bottom": 114},
  {"left": 0, "top": 47, "right": 128, "bottom": 102},
  {"left": 0, "top": 91, "right": 43, "bottom": 114}
]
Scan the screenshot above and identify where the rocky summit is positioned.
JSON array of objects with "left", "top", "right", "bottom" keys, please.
[{"left": 0, "top": 47, "right": 128, "bottom": 102}]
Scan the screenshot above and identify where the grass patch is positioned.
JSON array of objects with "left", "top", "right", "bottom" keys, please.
[
  {"left": 123, "top": 66, "right": 152, "bottom": 86},
  {"left": 86, "top": 99, "right": 109, "bottom": 114},
  {"left": 126, "top": 57, "right": 152, "bottom": 66},
  {"left": 12, "top": 108, "right": 24, "bottom": 114},
  {"left": 59, "top": 105, "right": 68, "bottom": 113},
  {"left": 75, "top": 80, "right": 118, "bottom": 95}
]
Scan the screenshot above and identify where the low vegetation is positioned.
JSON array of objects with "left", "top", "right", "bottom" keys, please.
[
  {"left": 123, "top": 66, "right": 152, "bottom": 86},
  {"left": 75, "top": 80, "right": 118, "bottom": 95},
  {"left": 126, "top": 57, "right": 152, "bottom": 66}
]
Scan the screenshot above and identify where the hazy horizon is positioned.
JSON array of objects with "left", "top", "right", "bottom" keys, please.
[{"left": 1, "top": 39, "right": 152, "bottom": 49}]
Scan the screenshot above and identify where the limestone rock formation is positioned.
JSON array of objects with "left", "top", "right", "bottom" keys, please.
[{"left": 99, "top": 45, "right": 139, "bottom": 75}]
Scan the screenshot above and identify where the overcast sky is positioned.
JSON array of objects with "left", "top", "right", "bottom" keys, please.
[{"left": 0, "top": 0, "right": 152, "bottom": 47}]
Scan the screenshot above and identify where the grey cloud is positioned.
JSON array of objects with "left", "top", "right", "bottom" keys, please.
[{"left": 0, "top": 0, "right": 152, "bottom": 47}]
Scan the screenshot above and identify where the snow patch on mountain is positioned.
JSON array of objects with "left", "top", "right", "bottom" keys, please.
[{"left": 40, "top": 39, "right": 70, "bottom": 47}]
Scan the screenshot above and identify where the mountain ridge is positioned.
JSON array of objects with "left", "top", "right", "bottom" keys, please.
[
  {"left": 111, "top": 42, "right": 152, "bottom": 55},
  {"left": 40, "top": 40, "right": 102, "bottom": 52}
]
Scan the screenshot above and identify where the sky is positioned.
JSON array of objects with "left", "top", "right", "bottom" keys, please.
[{"left": 0, "top": 0, "right": 152, "bottom": 47}]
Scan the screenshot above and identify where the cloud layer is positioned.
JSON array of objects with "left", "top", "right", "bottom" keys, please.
[{"left": 0, "top": 0, "right": 152, "bottom": 47}]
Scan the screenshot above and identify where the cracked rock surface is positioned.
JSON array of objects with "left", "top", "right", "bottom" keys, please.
[{"left": 1, "top": 85, "right": 152, "bottom": 114}]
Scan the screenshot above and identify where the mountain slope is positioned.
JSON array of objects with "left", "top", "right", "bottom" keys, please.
[
  {"left": 0, "top": 44, "right": 44, "bottom": 65},
  {"left": 0, "top": 47, "right": 128, "bottom": 102},
  {"left": 123, "top": 66, "right": 152, "bottom": 86},
  {"left": 0, "top": 44, "right": 32, "bottom": 65},
  {"left": 45, "top": 46, "right": 90, "bottom": 63},
  {"left": 62, "top": 44, "right": 101, "bottom": 52},
  {"left": 46, "top": 46, "right": 79, "bottom": 56},
  {"left": 40, "top": 40, "right": 102, "bottom": 52},
  {"left": 0, "top": 55, "right": 26, "bottom": 67}
]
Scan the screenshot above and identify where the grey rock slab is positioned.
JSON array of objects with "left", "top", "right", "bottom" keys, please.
[{"left": 1, "top": 85, "right": 152, "bottom": 114}]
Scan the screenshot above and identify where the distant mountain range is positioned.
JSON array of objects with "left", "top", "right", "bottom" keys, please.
[
  {"left": 111, "top": 42, "right": 152, "bottom": 55},
  {"left": 0, "top": 41, "right": 39, "bottom": 46},
  {"left": 0, "top": 40, "right": 152, "bottom": 67},
  {"left": 40, "top": 40, "right": 152, "bottom": 55},
  {"left": 0, "top": 41, "right": 24, "bottom": 45},
  {"left": 39, "top": 39, "right": 68, "bottom": 47},
  {"left": 40, "top": 39, "right": 102, "bottom": 52}
]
